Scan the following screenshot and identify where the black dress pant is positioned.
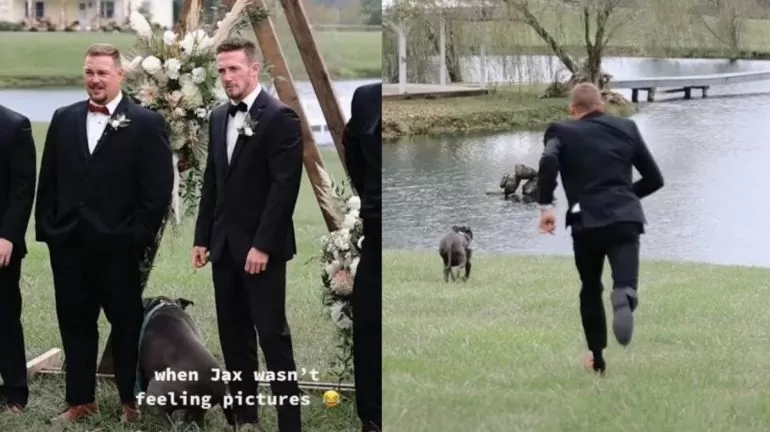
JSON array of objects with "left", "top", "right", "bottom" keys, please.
[
  {"left": 571, "top": 222, "right": 641, "bottom": 352},
  {"left": 354, "top": 218, "right": 381, "bottom": 428},
  {"left": 49, "top": 228, "right": 143, "bottom": 406},
  {"left": 0, "top": 255, "right": 29, "bottom": 408},
  {"left": 212, "top": 248, "right": 301, "bottom": 431}
]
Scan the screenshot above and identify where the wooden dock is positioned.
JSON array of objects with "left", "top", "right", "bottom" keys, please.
[
  {"left": 609, "top": 70, "right": 770, "bottom": 102},
  {"left": 382, "top": 83, "right": 491, "bottom": 101}
]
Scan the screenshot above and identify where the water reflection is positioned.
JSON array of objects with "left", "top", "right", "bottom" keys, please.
[{"left": 384, "top": 58, "right": 770, "bottom": 267}]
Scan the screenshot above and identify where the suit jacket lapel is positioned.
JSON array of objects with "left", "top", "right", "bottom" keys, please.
[
  {"left": 90, "top": 96, "right": 131, "bottom": 159},
  {"left": 75, "top": 102, "right": 89, "bottom": 159},
  {"left": 226, "top": 90, "right": 270, "bottom": 180}
]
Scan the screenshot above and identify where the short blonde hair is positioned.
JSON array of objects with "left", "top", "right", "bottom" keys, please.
[
  {"left": 85, "top": 43, "right": 122, "bottom": 66},
  {"left": 570, "top": 82, "right": 603, "bottom": 112}
]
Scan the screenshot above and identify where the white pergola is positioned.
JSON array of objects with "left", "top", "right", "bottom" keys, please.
[{"left": 383, "top": 0, "right": 505, "bottom": 94}]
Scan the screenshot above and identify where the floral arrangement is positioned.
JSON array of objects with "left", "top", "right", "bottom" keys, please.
[
  {"left": 316, "top": 165, "right": 364, "bottom": 384},
  {"left": 122, "top": 0, "right": 254, "bottom": 224}
]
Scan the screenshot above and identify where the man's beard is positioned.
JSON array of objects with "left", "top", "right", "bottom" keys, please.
[{"left": 88, "top": 88, "right": 108, "bottom": 104}]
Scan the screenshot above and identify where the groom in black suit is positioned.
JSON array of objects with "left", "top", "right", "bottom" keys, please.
[
  {"left": 343, "top": 82, "right": 382, "bottom": 432},
  {"left": 536, "top": 83, "right": 664, "bottom": 375},
  {"left": 192, "top": 37, "right": 303, "bottom": 431},
  {"left": 0, "top": 104, "right": 36, "bottom": 414},
  {"left": 35, "top": 43, "right": 173, "bottom": 422}
]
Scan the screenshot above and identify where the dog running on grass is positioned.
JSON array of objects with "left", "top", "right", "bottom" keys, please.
[{"left": 438, "top": 225, "right": 474, "bottom": 282}]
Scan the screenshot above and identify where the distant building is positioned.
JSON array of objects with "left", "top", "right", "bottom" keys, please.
[{"left": 0, "top": 0, "right": 174, "bottom": 30}]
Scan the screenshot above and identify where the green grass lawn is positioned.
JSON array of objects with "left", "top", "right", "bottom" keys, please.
[
  {"left": 383, "top": 85, "right": 636, "bottom": 140},
  {"left": 383, "top": 250, "right": 770, "bottom": 431},
  {"left": 0, "top": 29, "right": 381, "bottom": 88},
  {"left": 0, "top": 123, "right": 358, "bottom": 431}
]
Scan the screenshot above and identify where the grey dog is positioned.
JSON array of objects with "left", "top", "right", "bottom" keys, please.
[
  {"left": 137, "top": 296, "right": 235, "bottom": 430},
  {"left": 438, "top": 225, "right": 474, "bottom": 282}
]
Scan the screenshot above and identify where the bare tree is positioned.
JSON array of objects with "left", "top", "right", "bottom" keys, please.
[
  {"left": 695, "top": 0, "right": 758, "bottom": 59},
  {"left": 504, "top": 0, "right": 638, "bottom": 89}
]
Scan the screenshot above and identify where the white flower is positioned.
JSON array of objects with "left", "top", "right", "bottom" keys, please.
[
  {"left": 164, "top": 58, "right": 182, "bottom": 80},
  {"left": 357, "top": 236, "right": 364, "bottom": 249},
  {"left": 333, "top": 230, "right": 351, "bottom": 251},
  {"left": 330, "top": 302, "right": 352, "bottom": 330},
  {"left": 127, "top": 55, "right": 143, "bottom": 71},
  {"left": 351, "top": 209, "right": 359, "bottom": 218},
  {"left": 195, "top": 108, "right": 208, "bottom": 119},
  {"left": 342, "top": 213, "right": 357, "bottom": 230},
  {"left": 240, "top": 126, "right": 254, "bottom": 137},
  {"left": 351, "top": 257, "right": 360, "bottom": 277},
  {"left": 179, "top": 30, "right": 212, "bottom": 54},
  {"left": 163, "top": 30, "right": 177, "bottom": 46},
  {"left": 141, "top": 56, "right": 162, "bottom": 75},
  {"left": 180, "top": 79, "right": 203, "bottom": 109},
  {"left": 347, "top": 196, "right": 361, "bottom": 211},
  {"left": 325, "top": 259, "right": 342, "bottom": 278},
  {"left": 173, "top": 107, "right": 185, "bottom": 118},
  {"left": 129, "top": 11, "right": 153, "bottom": 38},
  {"left": 191, "top": 67, "right": 207, "bottom": 84},
  {"left": 109, "top": 114, "right": 131, "bottom": 129}
]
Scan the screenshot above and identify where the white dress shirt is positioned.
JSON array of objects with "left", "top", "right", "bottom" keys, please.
[
  {"left": 86, "top": 92, "right": 123, "bottom": 154},
  {"left": 226, "top": 84, "right": 262, "bottom": 164}
]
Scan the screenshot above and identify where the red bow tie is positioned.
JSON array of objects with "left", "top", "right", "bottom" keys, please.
[{"left": 88, "top": 104, "right": 110, "bottom": 115}]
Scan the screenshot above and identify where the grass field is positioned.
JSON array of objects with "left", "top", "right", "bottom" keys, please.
[
  {"left": 0, "top": 29, "right": 382, "bottom": 88},
  {"left": 383, "top": 250, "right": 770, "bottom": 431},
  {"left": 382, "top": 85, "right": 636, "bottom": 140},
  {"left": 0, "top": 123, "right": 358, "bottom": 431}
]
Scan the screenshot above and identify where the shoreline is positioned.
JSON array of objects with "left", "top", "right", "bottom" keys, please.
[
  {"left": 0, "top": 69, "right": 382, "bottom": 90},
  {"left": 383, "top": 85, "right": 637, "bottom": 141},
  {"left": 486, "top": 45, "right": 770, "bottom": 61}
]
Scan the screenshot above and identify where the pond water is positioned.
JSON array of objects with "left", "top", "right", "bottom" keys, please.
[
  {"left": 384, "top": 56, "right": 770, "bottom": 267},
  {"left": 0, "top": 79, "right": 380, "bottom": 145}
]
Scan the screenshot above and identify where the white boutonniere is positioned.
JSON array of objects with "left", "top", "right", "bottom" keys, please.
[
  {"left": 237, "top": 116, "right": 258, "bottom": 138},
  {"left": 109, "top": 114, "right": 131, "bottom": 130}
]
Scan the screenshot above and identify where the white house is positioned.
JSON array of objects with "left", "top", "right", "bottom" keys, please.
[{"left": 0, "top": 0, "right": 174, "bottom": 30}]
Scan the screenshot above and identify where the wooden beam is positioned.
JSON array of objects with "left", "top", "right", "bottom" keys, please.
[
  {"left": 279, "top": 0, "right": 350, "bottom": 176},
  {"left": 246, "top": 0, "right": 341, "bottom": 232},
  {"left": 26, "top": 348, "right": 62, "bottom": 375},
  {"left": 174, "top": 0, "right": 195, "bottom": 34}
]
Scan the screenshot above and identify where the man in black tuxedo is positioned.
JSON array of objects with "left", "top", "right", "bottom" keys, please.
[
  {"left": 35, "top": 43, "right": 173, "bottom": 422},
  {"left": 343, "top": 82, "right": 382, "bottom": 432},
  {"left": 536, "top": 83, "right": 664, "bottom": 375},
  {"left": 192, "top": 38, "right": 303, "bottom": 431},
  {"left": 0, "top": 105, "right": 36, "bottom": 414}
]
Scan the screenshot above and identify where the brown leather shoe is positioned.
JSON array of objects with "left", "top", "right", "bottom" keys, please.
[
  {"left": 0, "top": 403, "right": 22, "bottom": 415},
  {"left": 50, "top": 402, "right": 98, "bottom": 422},
  {"left": 121, "top": 403, "right": 140, "bottom": 423}
]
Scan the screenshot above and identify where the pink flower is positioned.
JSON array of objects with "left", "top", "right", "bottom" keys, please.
[{"left": 330, "top": 270, "right": 353, "bottom": 296}]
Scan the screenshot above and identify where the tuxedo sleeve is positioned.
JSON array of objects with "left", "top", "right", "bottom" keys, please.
[
  {"left": 0, "top": 116, "right": 36, "bottom": 247},
  {"left": 35, "top": 108, "right": 61, "bottom": 242},
  {"left": 252, "top": 108, "right": 303, "bottom": 256},
  {"left": 630, "top": 121, "right": 664, "bottom": 199},
  {"left": 135, "top": 111, "right": 174, "bottom": 249},
  {"left": 537, "top": 124, "right": 562, "bottom": 205},
  {"left": 343, "top": 87, "right": 366, "bottom": 194},
  {"left": 193, "top": 113, "right": 217, "bottom": 248}
]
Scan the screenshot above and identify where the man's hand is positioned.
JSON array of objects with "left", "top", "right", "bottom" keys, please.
[
  {"left": 245, "top": 248, "right": 269, "bottom": 274},
  {"left": 538, "top": 208, "right": 556, "bottom": 235},
  {"left": 191, "top": 246, "right": 209, "bottom": 269},
  {"left": 0, "top": 238, "right": 13, "bottom": 267}
]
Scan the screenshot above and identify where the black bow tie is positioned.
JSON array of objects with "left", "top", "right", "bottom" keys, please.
[{"left": 228, "top": 102, "right": 248, "bottom": 117}]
